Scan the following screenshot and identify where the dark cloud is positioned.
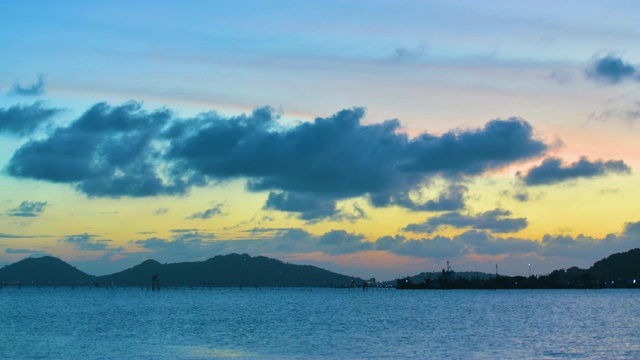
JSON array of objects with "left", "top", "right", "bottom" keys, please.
[
  {"left": 391, "top": 184, "right": 467, "bottom": 212},
  {"left": 381, "top": 231, "right": 538, "bottom": 259},
  {"left": 132, "top": 231, "right": 218, "bottom": 259},
  {"left": 62, "top": 233, "right": 122, "bottom": 252},
  {"left": 186, "top": 203, "right": 226, "bottom": 220},
  {"left": 404, "top": 208, "right": 527, "bottom": 234},
  {"left": 317, "top": 230, "right": 372, "bottom": 255},
  {"left": 375, "top": 225, "right": 638, "bottom": 263},
  {"left": 422, "top": 184, "right": 467, "bottom": 211},
  {"left": 7, "top": 102, "right": 549, "bottom": 219},
  {"left": 8, "top": 75, "right": 46, "bottom": 96},
  {"left": 384, "top": 235, "right": 464, "bottom": 258},
  {"left": 520, "top": 156, "right": 631, "bottom": 186},
  {"left": 539, "top": 223, "right": 640, "bottom": 261},
  {"left": 586, "top": 54, "right": 638, "bottom": 84},
  {"left": 331, "top": 203, "right": 368, "bottom": 223},
  {"left": 455, "top": 231, "right": 540, "bottom": 256},
  {"left": 264, "top": 192, "right": 338, "bottom": 220},
  {"left": 513, "top": 189, "right": 529, "bottom": 202},
  {"left": 622, "top": 221, "right": 640, "bottom": 237},
  {"left": 372, "top": 235, "right": 405, "bottom": 251},
  {"left": 6, "top": 101, "right": 193, "bottom": 197},
  {"left": 167, "top": 107, "right": 546, "bottom": 219},
  {"left": 6, "top": 201, "right": 48, "bottom": 217},
  {"left": 132, "top": 227, "right": 371, "bottom": 260},
  {"left": 167, "top": 107, "right": 407, "bottom": 197},
  {"left": 401, "top": 118, "right": 546, "bottom": 175},
  {"left": 0, "top": 101, "right": 62, "bottom": 136}
]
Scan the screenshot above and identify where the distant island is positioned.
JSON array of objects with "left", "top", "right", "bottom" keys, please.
[
  {"left": 393, "top": 248, "right": 640, "bottom": 290},
  {"left": 0, "top": 253, "right": 363, "bottom": 288},
  {"left": 0, "top": 249, "right": 639, "bottom": 289}
]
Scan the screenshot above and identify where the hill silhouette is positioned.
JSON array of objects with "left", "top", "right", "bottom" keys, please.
[
  {"left": 98, "top": 253, "right": 362, "bottom": 287},
  {"left": 0, "top": 253, "right": 362, "bottom": 287},
  {"left": 589, "top": 248, "right": 640, "bottom": 280},
  {"left": 1, "top": 249, "right": 638, "bottom": 288},
  {"left": 393, "top": 248, "right": 640, "bottom": 289},
  {"left": 0, "top": 256, "right": 94, "bottom": 285}
]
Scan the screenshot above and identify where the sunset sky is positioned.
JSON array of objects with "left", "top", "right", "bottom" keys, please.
[{"left": 1, "top": 1, "right": 639, "bottom": 280}]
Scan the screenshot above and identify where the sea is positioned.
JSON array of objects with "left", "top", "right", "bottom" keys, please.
[{"left": 0, "top": 286, "right": 638, "bottom": 359}]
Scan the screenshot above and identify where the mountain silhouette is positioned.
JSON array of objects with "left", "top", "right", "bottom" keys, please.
[
  {"left": 589, "top": 248, "right": 640, "bottom": 279},
  {"left": 0, "top": 253, "right": 362, "bottom": 287},
  {"left": 98, "top": 253, "right": 361, "bottom": 287},
  {"left": 0, "top": 256, "right": 94, "bottom": 285},
  {"left": 1, "top": 249, "right": 638, "bottom": 288}
]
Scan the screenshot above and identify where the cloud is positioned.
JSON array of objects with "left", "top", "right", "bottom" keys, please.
[
  {"left": 0, "top": 101, "right": 63, "bottom": 136},
  {"left": 0, "top": 233, "right": 44, "bottom": 239},
  {"left": 585, "top": 54, "right": 638, "bottom": 84},
  {"left": 390, "top": 184, "right": 468, "bottom": 212},
  {"left": 549, "top": 70, "right": 573, "bottom": 85},
  {"left": 62, "top": 233, "right": 123, "bottom": 252},
  {"left": 391, "top": 43, "right": 427, "bottom": 62},
  {"left": 378, "top": 223, "right": 638, "bottom": 263},
  {"left": 132, "top": 227, "right": 372, "bottom": 260},
  {"left": 7, "top": 102, "right": 549, "bottom": 220},
  {"left": 6, "top": 201, "right": 48, "bottom": 217},
  {"left": 520, "top": 156, "right": 631, "bottom": 186},
  {"left": 317, "top": 230, "right": 372, "bottom": 255},
  {"left": 124, "top": 221, "right": 640, "bottom": 272},
  {"left": 154, "top": 207, "right": 169, "bottom": 215},
  {"left": 383, "top": 235, "right": 464, "bottom": 259},
  {"left": 401, "top": 118, "right": 547, "bottom": 176},
  {"left": 6, "top": 101, "right": 193, "bottom": 197},
  {"left": 8, "top": 75, "right": 46, "bottom": 96},
  {"left": 622, "top": 221, "right": 640, "bottom": 237},
  {"left": 455, "top": 231, "right": 540, "bottom": 256},
  {"left": 264, "top": 191, "right": 338, "bottom": 221},
  {"left": 5, "top": 248, "right": 49, "bottom": 256},
  {"left": 167, "top": 107, "right": 546, "bottom": 219},
  {"left": 186, "top": 202, "right": 226, "bottom": 220},
  {"left": 170, "top": 228, "right": 199, "bottom": 233},
  {"left": 404, "top": 208, "right": 528, "bottom": 234},
  {"left": 132, "top": 230, "right": 219, "bottom": 260}
]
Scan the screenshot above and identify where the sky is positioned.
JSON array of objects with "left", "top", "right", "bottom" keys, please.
[{"left": 1, "top": 0, "right": 640, "bottom": 281}]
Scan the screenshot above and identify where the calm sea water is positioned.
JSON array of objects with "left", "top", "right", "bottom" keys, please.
[{"left": 0, "top": 287, "right": 638, "bottom": 359}]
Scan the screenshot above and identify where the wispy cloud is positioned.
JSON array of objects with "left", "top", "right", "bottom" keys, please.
[
  {"left": 390, "top": 43, "right": 427, "bottom": 62},
  {"left": 6, "top": 201, "right": 49, "bottom": 217},
  {"left": 186, "top": 202, "right": 227, "bottom": 220},
  {"left": 0, "top": 233, "right": 45, "bottom": 239},
  {"left": 388, "top": 184, "right": 467, "bottom": 212},
  {"left": 520, "top": 156, "right": 631, "bottom": 186},
  {"left": 404, "top": 208, "right": 527, "bottom": 234},
  {"left": 61, "top": 233, "right": 123, "bottom": 252},
  {"left": 5, "top": 248, "right": 48, "bottom": 256},
  {"left": 8, "top": 74, "right": 46, "bottom": 96},
  {"left": 154, "top": 207, "right": 169, "bottom": 215}
]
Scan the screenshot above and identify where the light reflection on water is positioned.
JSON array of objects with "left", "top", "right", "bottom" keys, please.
[{"left": 0, "top": 287, "right": 638, "bottom": 359}]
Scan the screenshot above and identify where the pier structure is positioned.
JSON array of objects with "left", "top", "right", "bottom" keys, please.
[{"left": 151, "top": 275, "right": 160, "bottom": 291}]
